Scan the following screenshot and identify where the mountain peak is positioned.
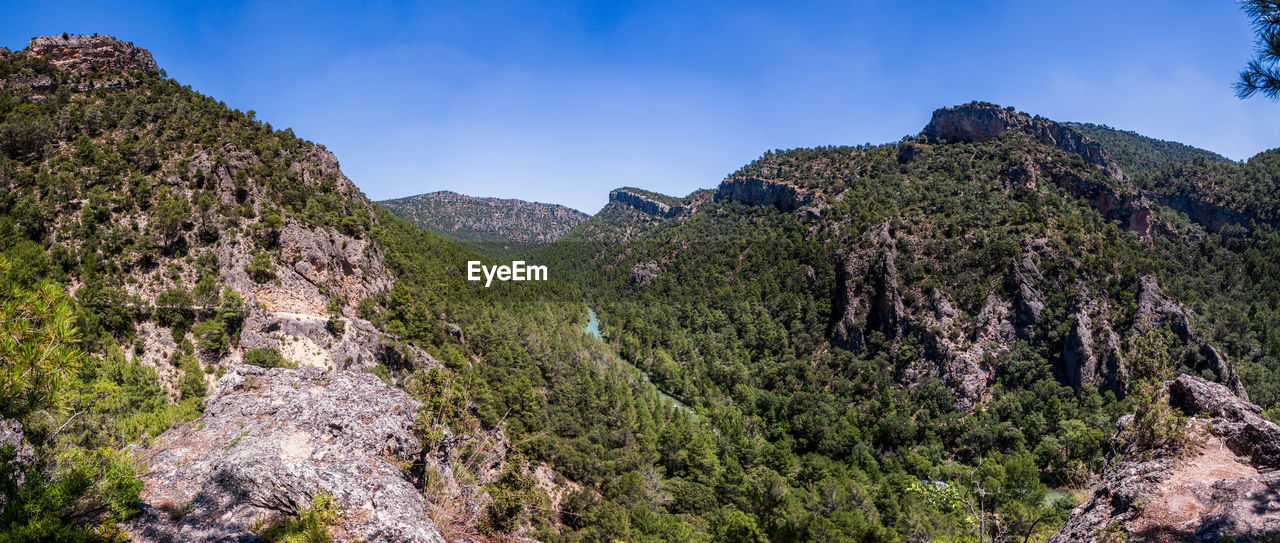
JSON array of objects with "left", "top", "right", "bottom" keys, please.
[
  {"left": 26, "top": 33, "right": 158, "bottom": 76},
  {"left": 921, "top": 101, "right": 1128, "bottom": 182}
]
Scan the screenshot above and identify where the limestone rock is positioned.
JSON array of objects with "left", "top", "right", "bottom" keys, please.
[
  {"left": 27, "top": 34, "right": 158, "bottom": 76},
  {"left": 124, "top": 365, "right": 444, "bottom": 543},
  {"left": 921, "top": 103, "right": 1152, "bottom": 237},
  {"left": 1135, "top": 275, "right": 1248, "bottom": 400},
  {"left": 608, "top": 188, "right": 687, "bottom": 218},
  {"left": 1169, "top": 374, "right": 1280, "bottom": 468},
  {"left": 1050, "top": 374, "right": 1280, "bottom": 542},
  {"left": 631, "top": 260, "right": 662, "bottom": 287},
  {"left": 922, "top": 103, "right": 1126, "bottom": 182},
  {"left": 713, "top": 177, "right": 813, "bottom": 212}
]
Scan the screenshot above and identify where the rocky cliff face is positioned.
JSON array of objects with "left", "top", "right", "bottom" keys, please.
[
  {"left": 1153, "top": 193, "right": 1279, "bottom": 233},
  {"left": 124, "top": 365, "right": 444, "bottom": 542},
  {"left": 26, "top": 34, "right": 159, "bottom": 76},
  {"left": 713, "top": 176, "right": 813, "bottom": 212},
  {"left": 1050, "top": 375, "right": 1280, "bottom": 542},
  {"left": 831, "top": 223, "right": 1243, "bottom": 408},
  {"left": 608, "top": 188, "right": 689, "bottom": 218}
]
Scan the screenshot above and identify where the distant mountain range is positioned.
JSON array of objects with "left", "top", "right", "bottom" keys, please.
[{"left": 377, "top": 190, "right": 588, "bottom": 256}]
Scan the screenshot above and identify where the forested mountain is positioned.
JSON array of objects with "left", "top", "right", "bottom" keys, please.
[
  {"left": 5, "top": 35, "right": 1280, "bottom": 543},
  {"left": 532, "top": 102, "right": 1280, "bottom": 540},
  {"left": 379, "top": 190, "right": 587, "bottom": 256}
]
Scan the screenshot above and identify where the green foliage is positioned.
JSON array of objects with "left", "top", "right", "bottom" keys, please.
[
  {"left": 1125, "top": 327, "right": 1198, "bottom": 457},
  {"left": 154, "top": 287, "right": 193, "bottom": 334},
  {"left": 255, "top": 490, "right": 339, "bottom": 543},
  {"left": 0, "top": 256, "right": 82, "bottom": 419},
  {"left": 177, "top": 355, "right": 206, "bottom": 402},
  {"left": 243, "top": 347, "right": 294, "bottom": 369},
  {"left": 0, "top": 447, "right": 141, "bottom": 542},
  {"left": 246, "top": 252, "right": 276, "bottom": 283}
]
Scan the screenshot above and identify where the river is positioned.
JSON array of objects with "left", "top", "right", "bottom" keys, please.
[{"left": 583, "top": 307, "right": 693, "bottom": 414}]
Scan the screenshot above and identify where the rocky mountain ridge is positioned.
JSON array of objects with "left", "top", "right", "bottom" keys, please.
[{"left": 379, "top": 190, "right": 587, "bottom": 252}]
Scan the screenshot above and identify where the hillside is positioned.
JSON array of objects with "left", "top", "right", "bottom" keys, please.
[
  {"left": 378, "top": 190, "right": 587, "bottom": 256},
  {"left": 1068, "top": 122, "right": 1233, "bottom": 174},
  {"left": 535, "top": 102, "right": 1280, "bottom": 541},
  {"left": 0, "top": 34, "right": 662, "bottom": 543}
]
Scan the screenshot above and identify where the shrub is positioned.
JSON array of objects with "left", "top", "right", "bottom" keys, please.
[
  {"left": 245, "top": 252, "right": 275, "bottom": 283},
  {"left": 255, "top": 489, "right": 339, "bottom": 543},
  {"left": 243, "top": 347, "right": 294, "bottom": 369}
]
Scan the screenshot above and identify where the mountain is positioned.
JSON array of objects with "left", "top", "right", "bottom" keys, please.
[
  {"left": 7, "top": 34, "right": 1280, "bottom": 543},
  {"left": 534, "top": 101, "right": 1280, "bottom": 541},
  {"left": 378, "top": 190, "right": 587, "bottom": 256}
]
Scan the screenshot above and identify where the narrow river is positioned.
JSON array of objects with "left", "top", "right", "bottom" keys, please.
[{"left": 583, "top": 308, "right": 693, "bottom": 415}]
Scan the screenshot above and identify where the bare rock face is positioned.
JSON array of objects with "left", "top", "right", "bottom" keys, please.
[
  {"left": 833, "top": 223, "right": 997, "bottom": 410},
  {"left": 631, "top": 260, "right": 662, "bottom": 287},
  {"left": 833, "top": 223, "right": 903, "bottom": 355},
  {"left": 26, "top": 34, "right": 158, "bottom": 76},
  {"left": 1062, "top": 293, "right": 1127, "bottom": 394},
  {"left": 125, "top": 365, "right": 444, "bottom": 543},
  {"left": 235, "top": 299, "right": 436, "bottom": 372},
  {"left": 713, "top": 177, "right": 813, "bottom": 212},
  {"left": 1008, "top": 240, "right": 1047, "bottom": 336},
  {"left": 1169, "top": 375, "right": 1280, "bottom": 469},
  {"left": 1135, "top": 275, "right": 1248, "bottom": 400},
  {"left": 608, "top": 189, "right": 686, "bottom": 218},
  {"left": 1152, "top": 193, "right": 1280, "bottom": 234},
  {"left": 1050, "top": 375, "right": 1280, "bottom": 542}
]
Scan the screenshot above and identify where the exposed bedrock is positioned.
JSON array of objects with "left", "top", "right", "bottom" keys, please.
[
  {"left": 1050, "top": 375, "right": 1280, "bottom": 542},
  {"left": 713, "top": 176, "right": 813, "bottom": 212}
]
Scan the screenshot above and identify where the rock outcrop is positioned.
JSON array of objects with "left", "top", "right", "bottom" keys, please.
[
  {"left": 631, "top": 260, "right": 662, "bottom": 287},
  {"left": 1050, "top": 375, "right": 1280, "bottom": 542},
  {"left": 1134, "top": 275, "right": 1248, "bottom": 400},
  {"left": 832, "top": 223, "right": 1006, "bottom": 410},
  {"left": 713, "top": 177, "right": 813, "bottom": 212},
  {"left": 125, "top": 365, "right": 444, "bottom": 543},
  {"left": 922, "top": 103, "right": 1153, "bottom": 237},
  {"left": 235, "top": 299, "right": 436, "bottom": 372},
  {"left": 608, "top": 188, "right": 688, "bottom": 218},
  {"left": 922, "top": 103, "right": 1126, "bottom": 182},
  {"left": 1169, "top": 375, "right": 1280, "bottom": 468},
  {"left": 1152, "top": 193, "right": 1280, "bottom": 233},
  {"left": 26, "top": 34, "right": 158, "bottom": 76},
  {"left": 1062, "top": 293, "right": 1127, "bottom": 394}
]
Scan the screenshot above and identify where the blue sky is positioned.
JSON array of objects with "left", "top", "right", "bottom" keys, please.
[{"left": 5, "top": 1, "right": 1277, "bottom": 213}]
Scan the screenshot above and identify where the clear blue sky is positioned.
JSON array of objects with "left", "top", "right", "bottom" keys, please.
[{"left": 5, "top": 1, "right": 1277, "bottom": 213}]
